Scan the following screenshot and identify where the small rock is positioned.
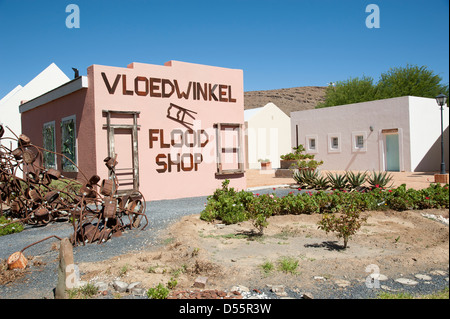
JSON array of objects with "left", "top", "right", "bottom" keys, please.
[
  {"left": 112, "top": 280, "right": 129, "bottom": 293},
  {"left": 215, "top": 224, "right": 225, "bottom": 229},
  {"left": 270, "top": 285, "right": 285, "bottom": 293},
  {"left": 335, "top": 279, "right": 351, "bottom": 288},
  {"left": 394, "top": 278, "right": 418, "bottom": 286},
  {"left": 127, "top": 281, "right": 141, "bottom": 292},
  {"left": 94, "top": 281, "right": 108, "bottom": 291},
  {"left": 430, "top": 270, "right": 447, "bottom": 276},
  {"left": 131, "top": 287, "right": 146, "bottom": 296},
  {"left": 237, "top": 285, "right": 249, "bottom": 292},
  {"left": 301, "top": 292, "right": 314, "bottom": 299},
  {"left": 381, "top": 285, "right": 400, "bottom": 292},
  {"left": 414, "top": 274, "right": 432, "bottom": 281},
  {"left": 369, "top": 273, "right": 388, "bottom": 281},
  {"left": 314, "top": 276, "right": 326, "bottom": 281},
  {"left": 194, "top": 276, "right": 208, "bottom": 288}
]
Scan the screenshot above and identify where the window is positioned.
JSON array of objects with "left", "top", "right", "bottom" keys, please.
[
  {"left": 327, "top": 133, "right": 341, "bottom": 153},
  {"left": 215, "top": 123, "right": 244, "bottom": 175},
  {"left": 42, "top": 121, "right": 56, "bottom": 169},
  {"left": 309, "top": 138, "right": 316, "bottom": 150},
  {"left": 61, "top": 115, "right": 77, "bottom": 172},
  {"left": 351, "top": 131, "right": 367, "bottom": 152},
  {"left": 331, "top": 137, "right": 339, "bottom": 149},
  {"left": 355, "top": 135, "right": 364, "bottom": 149},
  {"left": 305, "top": 134, "right": 318, "bottom": 153}
]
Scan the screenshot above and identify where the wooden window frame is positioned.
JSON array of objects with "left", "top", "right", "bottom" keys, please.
[{"left": 214, "top": 123, "right": 244, "bottom": 175}]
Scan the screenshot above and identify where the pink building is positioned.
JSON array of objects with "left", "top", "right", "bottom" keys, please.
[{"left": 19, "top": 60, "right": 246, "bottom": 200}]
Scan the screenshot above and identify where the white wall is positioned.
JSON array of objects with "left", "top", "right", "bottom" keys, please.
[
  {"left": 0, "top": 63, "right": 70, "bottom": 144},
  {"left": 409, "top": 96, "right": 449, "bottom": 172},
  {"left": 245, "top": 103, "right": 291, "bottom": 169},
  {"left": 290, "top": 97, "right": 412, "bottom": 171}
]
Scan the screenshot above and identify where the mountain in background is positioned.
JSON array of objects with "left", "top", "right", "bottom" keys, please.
[{"left": 244, "top": 86, "right": 327, "bottom": 116}]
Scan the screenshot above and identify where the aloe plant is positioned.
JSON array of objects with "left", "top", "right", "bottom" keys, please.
[
  {"left": 314, "top": 174, "right": 330, "bottom": 190},
  {"left": 293, "top": 170, "right": 307, "bottom": 187},
  {"left": 367, "top": 171, "right": 393, "bottom": 189},
  {"left": 326, "top": 172, "right": 348, "bottom": 190},
  {"left": 346, "top": 171, "right": 368, "bottom": 190},
  {"left": 302, "top": 169, "right": 320, "bottom": 189}
]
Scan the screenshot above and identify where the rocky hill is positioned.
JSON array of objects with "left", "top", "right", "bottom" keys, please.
[{"left": 244, "top": 86, "right": 327, "bottom": 116}]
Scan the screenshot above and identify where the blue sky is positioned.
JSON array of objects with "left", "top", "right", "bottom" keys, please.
[{"left": 0, "top": 0, "right": 448, "bottom": 98}]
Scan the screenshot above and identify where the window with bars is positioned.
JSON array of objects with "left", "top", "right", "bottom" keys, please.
[
  {"left": 61, "top": 115, "right": 77, "bottom": 172},
  {"left": 331, "top": 137, "right": 339, "bottom": 149},
  {"left": 355, "top": 135, "right": 364, "bottom": 149},
  {"left": 328, "top": 133, "right": 341, "bottom": 153},
  {"left": 42, "top": 121, "right": 56, "bottom": 169}
]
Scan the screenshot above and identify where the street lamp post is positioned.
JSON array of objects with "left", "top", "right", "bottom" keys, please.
[{"left": 435, "top": 94, "right": 447, "bottom": 175}]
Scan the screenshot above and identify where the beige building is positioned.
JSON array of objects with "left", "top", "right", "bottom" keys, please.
[
  {"left": 245, "top": 102, "right": 291, "bottom": 169},
  {"left": 290, "top": 96, "right": 449, "bottom": 172}
]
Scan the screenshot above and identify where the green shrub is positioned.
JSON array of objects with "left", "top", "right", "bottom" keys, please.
[
  {"left": 317, "top": 207, "right": 368, "bottom": 249},
  {"left": 200, "top": 180, "right": 449, "bottom": 233},
  {"left": 146, "top": 283, "right": 170, "bottom": 299},
  {"left": 200, "top": 180, "right": 250, "bottom": 224},
  {"left": 277, "top": 256, "right": 299, "bottom": 274},
  {"left": 247, "top": 193, "right": 279, "bottom": 234}
]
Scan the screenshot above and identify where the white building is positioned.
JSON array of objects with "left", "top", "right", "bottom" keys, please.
[
  {"left": 0, "top": 63, "right": 70, "bottom": 143},
  {"left": 245, "top": 102, "right": 291, "bottom": 169},
  {"left": 290, "top": 96, "right": 449, "bottom": 172}
]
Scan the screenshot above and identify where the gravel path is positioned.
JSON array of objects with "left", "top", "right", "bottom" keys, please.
[
  {"left": 0, "top": 195, "right": 210, "bottom": 299},
  {"left": 1, "top": 186, "right": 448, "bottom": 299}
]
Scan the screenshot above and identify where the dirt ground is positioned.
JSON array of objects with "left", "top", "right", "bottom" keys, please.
[
  {"left": 78, "top": 171, "right": 449, "bottom": 295},
  {"left": 79, "top": 207, "right": 449, "bottom": 294}
]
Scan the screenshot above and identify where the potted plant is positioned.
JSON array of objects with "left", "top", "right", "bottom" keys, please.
[
  {"left": 280, "top": 145, "right": 315, "bottom": 169},
  {"left": 258, "top": 159, "right": 272, "bottom": 170}
]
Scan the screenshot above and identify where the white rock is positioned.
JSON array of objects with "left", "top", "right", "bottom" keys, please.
[
  {"left": 369, "top": 273, "right": 388, "bottom": 281},
  {"left": 112, "top": 280, "right": 129, "bottom": 292},
  {"left": 335, "top": 279, "right": 351, "bottom": 288},
  {"left": 414, "top": 274, "right": 432, "bottom": 281},
  {"left": 394, "top": 278, "right": 418, "bottom": 286},
  {"left": 131, "top": 287, "right": 146, "bottom": 296},
  {"left": 127, "top": 281, "right": 141, "bottom": 292},
  {"left": 381, "top": 285, "right": 400, "bottom": 292},
  {"left": 430, "top": 270, "right": 447, "bottom": 276},
  {"left": 314, "top": 276, "right": 326, "bottom": 281}
]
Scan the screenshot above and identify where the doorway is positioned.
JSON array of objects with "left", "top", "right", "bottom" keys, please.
[
  {"left": 103, "top": 110, "right": 140, "bottom": 195},
  {"left": 384, "top": 132, "right": 400, "bottom": 172}
]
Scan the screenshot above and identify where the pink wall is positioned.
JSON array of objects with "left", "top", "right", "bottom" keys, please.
[
  {"left": 89, "top": 60, "right": 246, "bottom": 200},
  {"left": 21, "top": 89, "right": 97, "bottom": 181}
]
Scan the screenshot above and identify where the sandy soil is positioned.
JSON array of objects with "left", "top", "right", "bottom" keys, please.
[{"left": 79, "top": 207, "right": 449, "bottom": 293}]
